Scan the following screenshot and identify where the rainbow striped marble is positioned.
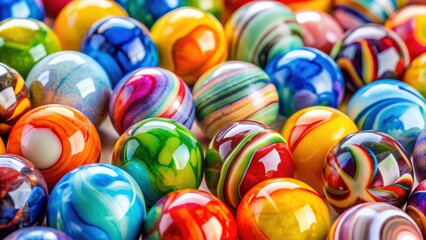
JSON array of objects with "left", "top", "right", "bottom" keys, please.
[
  {"left": 0, "top": 63, "right": 30, "bottom": 136},
  {"left": 323, "top": 130, "right": 414, "bottom": 213},
  {"left": 47, "top": 164, "right": 146, "bottom": 240},
  {"left": 193, "top": 61, "right": 279, "bottom": 139},
  {"left": 110, "top": 67, "right": 194, "bottom": 135},
  {"left": 225, "top": 1, "right": 303, "bottom": 68},
  {"left": 413, "top": 129, "right": 426, "bottom": 181},
  {"left": 112, "top": 118, "right": 204, "bottom": 207},
  {"left": 205, "top": 121, "right": 294, "bottom": 209},
  {"left": 7, "top": 104, "right": 101, "bottom": 189},
  {"left": 4, "top": 227, "right": 72, "bottom": 240},
  {"left": 333, "top": 0, "right": 407, "bottom": 30},
  {"left": 265, "top": 47, "right": 345, "bottom": 117},
  {"left": 404, "top": 53, "right": 426, "bottom": 99},
  {"left": 328, "top": 202, "right": 422, "bottom": 240},
  {"left": 406, "top": 179, "right": 426, "bottom": 237},
  {"left": 346, "top": 80, "right": 426, "bottom": 154},
  {"left": 331, "top": 24, "right": 410, "bottom": 92},
  {"left": 144, "top": 189, "right": 237, "bottom": 240},
  {"left": 237, "top": 178, "right": 330, "bottom": 240}
]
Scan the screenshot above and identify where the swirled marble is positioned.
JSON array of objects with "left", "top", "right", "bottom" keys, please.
[
  {"left": 0, "top": 0, "right": 45, "bottom": 21},
  {"left": 413, "top": 129, "right": 426, "bottom": 182},
  {"left": 406, "top": 179, "right": 426, "bottom": 237},
  {"left": 47, "top": 164, "right": 146, "bottom": 240},
  {"left": 404, "top": 53, "right": 426, "bottom": 99},
  {"left": 4, "top": 227, "right": 72, "bottom": 240}
]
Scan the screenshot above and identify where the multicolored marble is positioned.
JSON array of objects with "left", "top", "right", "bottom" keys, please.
[
  {"left": 413, "top": 129, "right": 426, "bottom": 181},
  {"left": 328, "top": 202, "right": 422, "bottom": 240},
  {"left": 0, "top": 0, "right": 45, "bottom": 21},
  {"left": 112, "top": 118, "right": 204, "bottom": 207},
  {"left": 4, "top": 227, "right": 72, "bottom": 240},
  {"left": 265, "top": 47, "right": 345, "bottom": 117},
  {"left": 109, "top": 67, "right": 195, "bottom": 134},
  {"left": 404, "top": 53, "right": 426, "bottom": 99},
  {"left": 331, "top": 24, "right": 410, "bottom": 92},
  {"left": 345, "top": 80, "right": 426, "bottom": 154},
  {"left": 0, "top": 138, "right": 6, "bottom": 153},
  {"left": 406, "top": 179, "right": 426, "bottom": 237},
  {"left": 205, "top": 121, "right": 294, "bottom": 209},
  {"left": 0, "top": 63, "right": 30, "bottom": 136},
  {"left": 237, "top": 178, "right": 330, "bottom": 239},
  {"left": 0, "top": 18, "right": 61, "bottom": 78},
  {"left": 295, "top": 10, "right": 344, "bottom": 54},
  {"left": 144, "top": 189, "right": 237, "bottom": 239},
  {"left": 42, "top": 0, "right": 72, "bottom": 17},
  {"left": 54, "top": 0, "right": 128, "bottom": 51},
  {"left": 7, "top": 104, "right": 101, "bottom": 189},
  {"left": 47, "top": 164, "right": 146, "bottom": 240},
  {"left": 333, "top": 0, "right": 407, "bottom": 30},
  {"left": 225, "top": 1, "right": 303, "bottom": 68},
  {"left": 193, "top": 61, "right": 279, "bottom": 139},
  {"left": 323, "top": 130, "right": 414, "bottom": 213},
  {"left": 189, "top": 0, "right": 223, "bottom": 21},
  {"left": 281, "top": 106, "right": 358, "bottom": 194},
  {"left": 151, "top": 7, "right": 227, "bottom": 86},
  {"left": 26, "top": 51, "right": 112, "bottom": 127},
  {"left": 385, "top": 5, "right": 426, "bottom": 61},
  {"left": 0, "top": 154, "right": 48, "bottom": 238},
  {"left": 82, "top": 16, "right": 159, "bottom": 88}
]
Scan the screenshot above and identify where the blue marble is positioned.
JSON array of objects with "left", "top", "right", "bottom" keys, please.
[
  {"left": 413, "top": 129, "right": 426, "bottom": 182},
  {"left": 46, "top": 164, "right": 146, "bottom": 240},
  {"left": 346, "top": 80, "right": 426, "bottom": 154},
  {"left": 0, "top": 0, "right": 45, "bottom": 21},
  {"left": 26, "top": 51, "right": 112, "bottom": 127},
  {"left": 82, "top": 16, "right": 159, "bottom": 88},
  {"left": 265, "top": 47, "right": 345, "bottom": 117},
  {"left": 4, "top": 227, "right": 72, "bottom": 240}
]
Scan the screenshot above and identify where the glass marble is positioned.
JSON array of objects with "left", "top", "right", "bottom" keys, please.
[
  {"left": 193, "top": 61, "right": 279, "bottom": 139},
  {"left": 0, "top": 138, "right": 6, "bottom": 153},
  {"left": 0, "top": 63, "right": 30, "bottom": 136},
  {"left": 0, "top": 0, "right": 45, "bottom": 21},
  {"left": 404, "top": 53, "right": 426, "bottom": 99},
  {"left": 7, "top": 104, "right": 101, "bottom": 189},
  {"left": 413, "top": 129, "right": 426, "bottom": 181},
  {"left": 205, "top": 121, "right": 294, "bottom": 209},
  {"left": 42, "top": 0, "right": 72, "bottom": 17},
  {"left": 0, "top": 154, "right": 48, "bottom": 238},
  {"left": 331, "top": 24, "right": 410, "bottom": 92},
  {"left": 346, "top": 80, "right": 426, "bottom": 154},
  {"left": 82, "top": 16, "right": 159, "bottom": 88},
  {"left": 265, "top": 47, "right": 345, "bottom": 117},
  {"left": 112, "top": 118, "right": 204, "bottom": 207},
  {"left": 0, "top": 18, "right": 61, "bottom": 78},
  {"left": 151, "top": 7, "right": 227, "bottom": 86},
  {"left": 110, "top": 67, "right": 195, "bottom": 135},
  {"left": 406, "top": 179, "right": 426, "bottom": 237},
  {"left": 54, "top": 0, "right": 128, "bottom": 51},
  {"left": 4, "top": 227, "right": 72, "bottom": 240},
  {"left": 295, "top": 10, "right": 344, "bottom": 54},
  {"left": 323, "top": 130, "right": 413, "bottom": 213},
  {"left": 26, "top": 51, "right": 112, "bottom": 127},
  {"left": 144, "top": 189, "right": 237, "bottom": 239},
  {"left": 329, "top": 202, "right": 422, "bottom": 240},
  {"left": 47, "top": 164, "right": 146, "bottom": 240},
  {"left": 189, "top": 0, "right": 223, "bottom": 21},
  {"left": 225, "top": 1, "right": 303, "bottom": 69},
  {"left": 237, "top": 178, "right": 331, "bottom": 240}
]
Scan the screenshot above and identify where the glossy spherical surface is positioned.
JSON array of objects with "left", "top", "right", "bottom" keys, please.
[
  {"left": 54, "top": 0, "right": 128, "bottom": 51},
  {"left": 26, "top": 51, "right": 112, "bottom": 127},
  {"left": 144, "top": 189, "right": 237, "bottom": 239},
  {"left": 0, "top": 0, "right": 45, "bottom": 21},
  {"left": 406, "top": 180, "right": 426, "bottom": 237},
  {"left": 42, "top": 0, "right": 72, "bottom": 17},
  {"left": 225, "top": 1, "right": 303, "bottom": 68},
  {"left": 47, "top": 164, "right": 146, "bottom": 240},
  {"left": 0, "top": 63, "right": 30, "bottom": 136},
  {"left": 385, "top": 5, "right": 426, "bottom": 61},
  {"left": 413, "top": 129, "right": 426, "bottom": 182},
  {"left": 0, "top": 154, "right": 48, "bottom": 238},
  {"left": 7, "top": 104, "right": 101, "bottom": 189},
  {"left": 332, "top": 24, "right": 410, "bottom": 92},
  {"left": 151, "top": 7, "right": 227, "bottom": 86},
  {"left": 265, "top": 47, "right": 345, "bottom": 117},
  {"left": 328, "top": 202, "right": 422, "bottom": 240},
  {"left": 112, "top": 118, "right": 204, "bottom": 207},
  {"left": 281, "top": 106, "right": 358, "bottom": 194},
  {"left": 193, "top": 61, "right": 279, "bottom": 139},
  {"left": 295, "top": 10, "right": 344, "bottom": 54},
  {"left": 0, "top": 18, "right": 61, "bottom": 78},
  {"left": 82, "top": 16, "right": 159, "bottom": 88},
  {"left": 237, "top": 178, "right": 330, "bottom": 240},
  {"left": 346, "top": 80, "right": 426, "bottom": 154},
  {"left": 323, "top": 130, "right": 413, "bottom": 213},
  {"left": 110, "top": 67, "right": 195, "bottom": 134},
  {"left": 4, "top": 227, "right": 72, "bottom": 240},
  {"left": 205, "top": 121, "right": 294, "bottom": 209},
  {"left": 404, "top": 53, "right": 426, "bottom": 99}
]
